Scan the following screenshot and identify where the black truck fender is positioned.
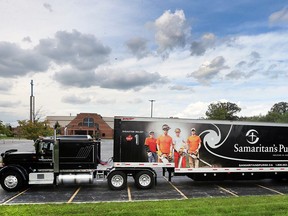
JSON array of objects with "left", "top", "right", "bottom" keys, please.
[{"left": 0, "top": 165, "right": 29, "bottom": 182}]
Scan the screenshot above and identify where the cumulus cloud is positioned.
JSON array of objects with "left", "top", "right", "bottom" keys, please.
[
  {"left": 190, "top": 33, "right": 216, "bottom": 56},
  {"left": 0, "top": 100, "right": 20, "bottom": 108},
  {"left": 53, "top": 68, "right": 168, "bottom": 90},
  {"left": 126, "top": 37, "right": 149, "bottom": 59},
  {"left": 226, "top": 51, "right": 262, "bottom": 80},
  {"left": 127, "top": 98, "right": 143, "bottom": 104},
  {"left": 264, "top": 64, "right": 286, "bottom": 79},
  {"left": 0, "top": 81, "right": 13, "bottom": 91},
  {"left": 0, "top": 30, "right": 111, "bottom": 79},
  {"left": 153, "top": 10, "right": 190, "bottom": 54},
  {"left": 36, "top": 30, "right": 111, "bottom": 70},
  {"left": 169, "top": 85, "right": 193, "bottom": 91},
  {"left": 22, "top": 36, "right": 32, "bottom": 43},
  {"left": 269, "top": 7, "right": 288, "bottom": 25},
  {"left": 250, "top": 51, "right": 261, "bottom": 59},
  {"left": 95, "top": 98, "right": 116, "bottom": 104},
  {"left": 43, "top": 3, "right": 53, "bottom": 12},
  {"left": 53, "top": 69, "right": 97, "bottom": 88},
  {"left": 177, "top": 101, "right": 208, "bottom": 119},
  {"left": 94, "top": 69, "right": 168, "bottom": 90},
  {"left": 62, "top": 95, "right": 91, "bottom": 104},
  {"left": 188, "top": 56, "right": 229, "bottom": 84},
  {"left": 0, "top": 42, "right": 50, "bottom": 78}
]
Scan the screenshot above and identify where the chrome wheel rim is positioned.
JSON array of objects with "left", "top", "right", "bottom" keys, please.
[
  {"left": 4, "top": 175, "right": 18, "bottom": 189},
  {"left": 139, "top": 174, "right": 151, "bottom": 187},
  {"left": 111, "top": 174, "right": 124, "bottom": 188}
]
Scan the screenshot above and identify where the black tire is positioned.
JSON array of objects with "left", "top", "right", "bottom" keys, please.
[
  {"left": 134, "top": 170, "right": 155, "bottom": 189},
  {"left": 0, "top": 171, "right": 24, "bottom": 192},
  {"left": 107, "top": 171, "right": 127, "bottom": 190}
]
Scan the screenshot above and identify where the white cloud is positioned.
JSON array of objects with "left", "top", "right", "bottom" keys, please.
[
  {"left": 125, "top": 37, "right": 149, "bottom": 59},
  {"left": 53, "top": 67, "right": 169, "bottom": 90},
  {"left": 153, "top": 10, "right": 190, "bottom": 54},
  {"left": 0, "top": 100, "right": 20, "bottom": 108},
  {"left": 269, "top": 7, "right": 288, "bottom": 25},
  {"left": 0, "top": 81, "right": 13, "bottom": 91},
  {"left": 36, "top": 30, "right": 111, "bottom": 70},
  {"left": 190, "top": 33, "right": 216, "bottom": 56},
  {"left": 187, "top": 56, "right": 229, "bottom": 84},
  {"left": 169, "top": 85, "right": 193, "bottom": 91},
  {"left": 176, "top": 101, "right": 209, "bottom": 119},
  {"left": 43, "top": 3, "right": 53, "bottom": 12},
  {"left": 62, "top": 95, "right": 91, "bottom": 104},
  {"left": 0, "top": 42, "right": 50, "bottom": 77},
  {"left": 0, "top": 1, "right": 288, "bottom": 125}
]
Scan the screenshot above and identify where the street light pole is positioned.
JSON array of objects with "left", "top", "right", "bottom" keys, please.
[{"left": 149, "top": 100, "right": 155, "bottom": 118}]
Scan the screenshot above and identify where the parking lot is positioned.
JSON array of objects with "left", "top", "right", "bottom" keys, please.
[{"left": 1, "top": 139, "right": 288, "bottom": 205}]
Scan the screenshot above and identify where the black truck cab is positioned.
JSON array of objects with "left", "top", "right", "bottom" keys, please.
[{"left": 0, "top": 135, "right": 101, "bottom": 191}]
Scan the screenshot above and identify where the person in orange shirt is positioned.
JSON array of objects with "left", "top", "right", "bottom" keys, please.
[
  {"left": 187, "top": 128, "right": 201, "bottom": 168},
  {"left": 145, "top": 131, "right": 158, "bottom": 162},
  {"left": 157, "top": 124, "right": 173, "bottom": 163}
]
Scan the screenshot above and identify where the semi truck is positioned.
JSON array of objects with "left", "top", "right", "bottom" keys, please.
[{"left": 1, "top": 116, "right": 288, "bottom": 192}]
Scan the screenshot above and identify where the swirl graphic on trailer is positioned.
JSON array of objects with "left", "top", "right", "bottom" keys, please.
[
  {"left": 200, "top": 124, "right": 288, "bottom": 163},
  {"left": 197, "top": 124, "right": 232, "bottom": 167},
  {"left": 200, "top": 124, "right": 232, "bottom": 149}
]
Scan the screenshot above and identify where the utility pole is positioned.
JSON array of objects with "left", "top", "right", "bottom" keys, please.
[
  {"left": 30, "top": 80, "right": 35, "bottom": 123},
  {"left": 149, "top": 100, "right": 155, "bottom": 118}
]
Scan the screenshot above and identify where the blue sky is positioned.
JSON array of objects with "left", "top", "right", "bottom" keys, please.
[{"left": 0, "top": 0, "right": 287, "bottom": 125}]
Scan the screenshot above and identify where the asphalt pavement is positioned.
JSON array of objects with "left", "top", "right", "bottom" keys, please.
[{"left": 1, "top": 139, "right": 288, "bottom": 205}]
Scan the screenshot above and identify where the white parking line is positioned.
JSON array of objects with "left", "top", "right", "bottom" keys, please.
[
  {"left": 67, "top": 187, "right": 81, "bottom": 203},
  {"left": 127, "top": 186, "right": 132, "bottom": 201},
  {"left": 2, "top": 188, "right": 29, "bottom": 205},
  {"left": 163, "top": 177, "right": 188, "bottom": 199},
  {"left": 256, "top": 184, "right": 285, "bottom": 195},
  {"left": 216, "top": 185, "right": 239, "bottom": 197}
]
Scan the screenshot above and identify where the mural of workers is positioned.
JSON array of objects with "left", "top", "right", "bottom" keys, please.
[
  {"left": 144, "top": 131, "right": 158, "bottom": 162},
  {"left": 157, "top": 124, "right": 173, "bottom": 163},
  {"left": 173, "top": 128, "right": 187, "bottom": 168},
  {"left": 187, "top": 128, "right": 202, "bottom": 168}
]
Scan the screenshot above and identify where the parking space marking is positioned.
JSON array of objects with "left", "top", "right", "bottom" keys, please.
[
  {"left": 67, "top": 187, "right": 81, "bottom": 203},
  {"left": 256, "top": 184, "right": 285, "bottom": 195},
  {"left": 216, "top": 185, "right": 239, "bottom": 197},
  {"left": 127, "top": 186, "right": 132, "bottom": 201},
  {"left": 2, "top": 188, "right": 29, "bottom": 205},
  {"left": 163, "top": 177, "right": 188, "bottom": 199}
]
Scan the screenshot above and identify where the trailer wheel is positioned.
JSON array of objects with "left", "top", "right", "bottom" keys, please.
[
  {"left": 135, "top": 170, "right": 155, "bottom": 189},
  {"left": 0, "top": 171, "right": 24, "bottom": 192},
  {"left": 107, "top": 171, "right": 127, "bottom": 190}
]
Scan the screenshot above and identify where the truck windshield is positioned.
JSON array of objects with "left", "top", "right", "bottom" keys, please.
[{"left": 36, "top": 140, "right": 54, "bottom": 155}]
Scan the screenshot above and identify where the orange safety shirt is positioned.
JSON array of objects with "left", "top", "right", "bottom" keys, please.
[
  {"left": 187, "top": 135, "right": 201, "bottom": 153},
  {"left": 145, "top": 137, "right": 157, "bottom": 152},
  {"left": 157, "top": 135, "right": 173, "bottom": 154}
]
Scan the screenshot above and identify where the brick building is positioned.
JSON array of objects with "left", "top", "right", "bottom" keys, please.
[{"left": 46, "top": 113, "right": 113, "bottom": 139}]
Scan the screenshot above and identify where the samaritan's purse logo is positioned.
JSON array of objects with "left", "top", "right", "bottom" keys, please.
[{"left": 246, "top": 129, "right": 259, "bottom": 145}]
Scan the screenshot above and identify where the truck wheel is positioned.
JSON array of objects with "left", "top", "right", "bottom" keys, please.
[
  {"left": 135, "top": 170, "right": 155, "bottom": 189},
  {"left": 107, "top": 171, "right": 127, "bottom": 190},
  {"left": 0, "top": 171, "right": 24, "bottom": 192}
]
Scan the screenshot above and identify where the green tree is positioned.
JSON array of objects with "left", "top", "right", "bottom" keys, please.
[
  {"left": 0, "top": 120, "right": 5, "bottom": 135},
  {"left": 240, "top": 115, "right": 267, "bottom": 122},
  {"left": 0, "top": 121, "right": 14, "bottom": 137},
  {"left": 265, "top": 102, "right": 288, "bottom": 123},
  {"left": 205, "top": 102, "right": 241, "bottom": 120},
  {"left": 270, "top": 102, "right": 288, "bottom": 114},
  {"left": 18, "top": 120, "right": 54, "bottom": 141}
]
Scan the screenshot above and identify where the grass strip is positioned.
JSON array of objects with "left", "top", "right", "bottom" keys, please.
[{"left": 1, "top": 195, "right": 288, "bottom": 216}]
